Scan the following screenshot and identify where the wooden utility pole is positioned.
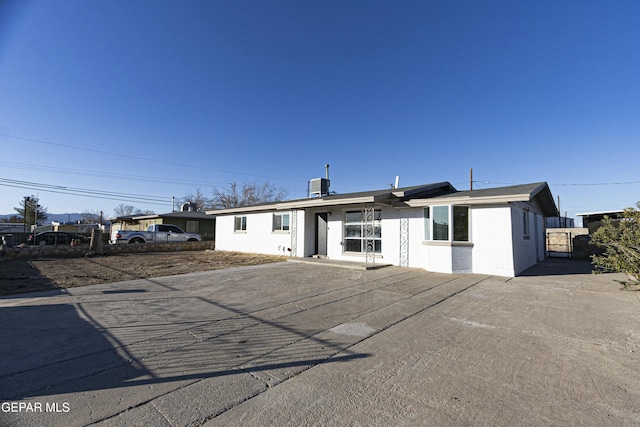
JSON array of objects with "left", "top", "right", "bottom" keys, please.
[
  {"left": 557, "top": 195, "right": 561, "bottom": 226},
  {"left": 470, "top": 168, "right": 473, "bottom": 191}
]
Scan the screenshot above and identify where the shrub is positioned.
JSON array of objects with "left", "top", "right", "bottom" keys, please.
[{"left": 590, "top": 202, "right": 640, "bottom": 289}]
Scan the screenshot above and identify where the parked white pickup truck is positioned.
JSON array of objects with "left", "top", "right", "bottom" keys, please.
[{"left": 110, "top": 224, "right": 202, "bottom": 244}]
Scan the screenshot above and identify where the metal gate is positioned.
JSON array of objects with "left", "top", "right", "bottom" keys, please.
[{"left": 546, "top": 231, "right": 573, "bottom": 258}]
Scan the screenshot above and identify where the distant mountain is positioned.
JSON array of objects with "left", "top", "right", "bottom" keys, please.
[{"left": 0, "top": 213, "right": 85, "bottom": 224}]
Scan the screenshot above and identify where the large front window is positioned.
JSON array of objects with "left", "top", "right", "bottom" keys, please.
[
  {"left": 344, "top": 209, "right": 381, "bottom": 253},
  {"left": 424, "top": 206, "right": 469, "bottom": 242}
]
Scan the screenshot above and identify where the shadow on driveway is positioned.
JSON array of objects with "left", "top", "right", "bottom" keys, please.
[
  {"left": 519, "top": 258, "right": 597, "bottom": 276},
  {"left": 0, "top": 280, "right": 371, "bottom": 402}
]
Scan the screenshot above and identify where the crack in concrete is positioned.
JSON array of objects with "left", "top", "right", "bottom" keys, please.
[{"left": 151, "top": 401, "right": 172, "bottom": 426}]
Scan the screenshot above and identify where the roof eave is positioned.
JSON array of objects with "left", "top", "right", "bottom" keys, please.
[
  {"left": 206, "top": 196, "right": 381, "bottom": 215},
  {"left": 206, "top": 203, "right": 281, "bottom": 215},
  {"left": 405, "top": 194, "right": 531, "bottom": 207},
  {"left": 576, "top": 210, "right": 625, "bottom": 217},
  {"left": 131, "top": 214, "right": 160, "bottom": 220},
  {"left": 405, "top": 183, "right": 559, "bottom": 217}
]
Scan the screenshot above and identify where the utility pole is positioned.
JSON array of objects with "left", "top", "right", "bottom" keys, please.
[
  {"left": 470, "top": 168, "right": 473, "bottom": 191},
  {"left": 557, "top": 195, "right": 561, "bottom": 227},
  {"left": 23, "top": 196, "right": 30, "bottom": 232}
]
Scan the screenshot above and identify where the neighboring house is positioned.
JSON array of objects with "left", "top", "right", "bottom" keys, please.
[
  {"left": 576, "top": 210, "right": 625, "bottom": 234},
  {"left": 207, "top": 181, "right": 558, "bottom": 277},
  {"left": 50, "top": 222, "right": 100, "bottom": 233},
  {"left": 0, "top": 223, "right": 29, "bottom": 233},
  {"left": 546, "top": 216, "right": 575, "bottom": 228},
  {"left": 110, "top": 211, "right": 216, "bottom": 241}
]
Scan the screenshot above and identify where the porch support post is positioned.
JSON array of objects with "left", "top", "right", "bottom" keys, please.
[
  {"left": 399, "top": 217, "right": 409, "bottom": 267},
  {"left": 290, "top": 209, "right": 298, "bottom": 257},
  {"left": 364, "top": 205, "right": 375, "bottom": 268}
]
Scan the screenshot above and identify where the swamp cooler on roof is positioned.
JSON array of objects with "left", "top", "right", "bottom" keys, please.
[{"left": 309, "top": 164, "right": 331, "bottom": 197}]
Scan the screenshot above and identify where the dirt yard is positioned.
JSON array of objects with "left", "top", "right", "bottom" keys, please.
[{"left": 0, "top": 251, "right": 287, "bottom": 296}]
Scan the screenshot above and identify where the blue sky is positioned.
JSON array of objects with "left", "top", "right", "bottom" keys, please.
[{"left": 0, "top": 0, "right": 638, "bottom": 222}]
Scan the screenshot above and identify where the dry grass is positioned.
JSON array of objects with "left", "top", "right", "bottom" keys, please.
[{"left": 0, "top": 251, "right": 287, "bottom": 296}]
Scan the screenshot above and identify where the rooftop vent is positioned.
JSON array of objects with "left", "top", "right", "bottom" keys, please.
[{"left": 180, "top": 202, "right": 197, "bottom": 212}]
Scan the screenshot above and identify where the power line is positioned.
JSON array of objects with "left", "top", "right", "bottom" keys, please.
[
  {"left": 475, "top": 180, "right": 640, "bottom": 187},
  {"left": 0, "top": 133, "right": 301, "bottom": 183},
  {"left": 0, "top": 178, "right": 172, "bottom": 206},
  {"left": 552, "top": 181, "right": 640, "bottom": 186},
  {"left": 0, "top": 161, "right": 228, "bottom": 188}
]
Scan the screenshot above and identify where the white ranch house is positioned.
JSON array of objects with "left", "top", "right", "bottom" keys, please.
[{"left": 207, "top": 181, "right": 558, "bottom": 277}]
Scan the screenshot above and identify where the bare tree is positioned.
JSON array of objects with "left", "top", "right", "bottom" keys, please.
[
  {"left": 211, "top": 180, "right": 287, "bottom": 209},
  {"left": 113, "top": 204, "right": 137, "bottom": 217},
  {"left": 81, "top": 209, "right": 102, "bottom": 223},
  {"left": 113, "top": 204, "right": 155, "bottom": 217}
]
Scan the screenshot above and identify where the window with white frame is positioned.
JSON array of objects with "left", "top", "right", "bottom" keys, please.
[
  {"left": 234, "top": 216, "right": 247, "bottom": 232},
  {"left": 344, "top": 209, "right": 382, "bottom": 253},
  {"left": 273, "top": 213, "right": 290, "bottom": 231},
  {"left": 424, "top": 206, "right": 469, "bottom": 242}
]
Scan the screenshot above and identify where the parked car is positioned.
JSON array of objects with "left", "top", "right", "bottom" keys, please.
[
  {"left": 109, "top": 224, "right": 201, "bottom": 244},
  {"left": 28, "top": 232, "right": 90, "bottom": 246}
]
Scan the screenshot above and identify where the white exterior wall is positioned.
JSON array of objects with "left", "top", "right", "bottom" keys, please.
[
  {"left": 406, "top": 206, "right": 514, "bottom": 275},
  {"left": 381, "top": 207, "right": 401, "bottom": 266},
  {"left": 214, "top": 211, "right": 300, "bottom": 257},
  {"left": 536, "top": 213, "right": 546, "bottom": 262},
  {"left": 424, "top": 244, "right": 454, "bottom": 274},
  {"left": 406, "top": 208, "right": 428, "bottom": 269},
  {"left": 214, "top": 201, "right": 545, "bottom": 277},
  {"left": 510, "top": 203, "right": 545, "bottom": 275},
  {"left": 470, "top": 206, "right": 515, "bottom": 276}
]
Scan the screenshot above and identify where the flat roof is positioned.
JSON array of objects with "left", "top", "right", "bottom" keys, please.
[{"left": 576, "top": 210, "right": 625, "bottom": 217}]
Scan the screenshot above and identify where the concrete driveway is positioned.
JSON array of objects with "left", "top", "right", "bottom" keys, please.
[{"left": 1, "top": 260, "right": 639, "bottom": 426}]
